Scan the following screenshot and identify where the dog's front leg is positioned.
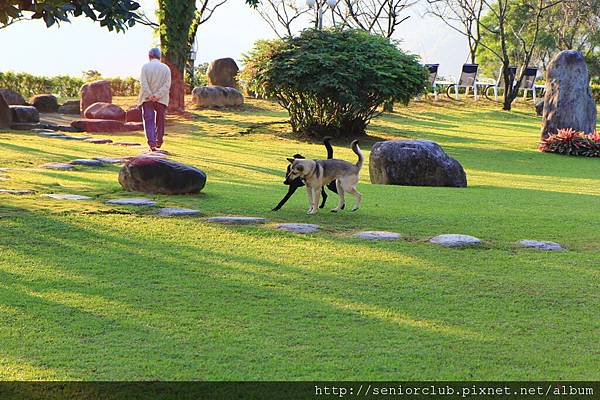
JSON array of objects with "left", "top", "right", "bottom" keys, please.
[
  {"left": 305, "top": 186, "right": 314, "bottom": 214},
  {"left": 310, "top": 186, "right": 320, "bottom": 214}
]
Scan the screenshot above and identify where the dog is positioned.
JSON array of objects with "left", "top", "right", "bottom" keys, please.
[
  {"left": 272, "top": 137, "right": 341, "bottom": 211},
  {"left": 286, "top": 140, "right": 363, "bottom": 215}
]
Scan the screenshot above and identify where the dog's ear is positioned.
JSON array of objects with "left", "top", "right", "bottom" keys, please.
[
  {"left": 293, "top": 153, "right": 305, "bottom": 159},
  {"left": 286, "top": 157, "right": 295, "bottom": 163}
]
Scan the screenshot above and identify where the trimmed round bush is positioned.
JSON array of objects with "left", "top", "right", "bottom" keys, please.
[{"left": 243, "top": 29, "right": 427, "bottom": 137}]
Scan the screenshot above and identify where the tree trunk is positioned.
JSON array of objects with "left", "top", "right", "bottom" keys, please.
[{"left": 383, "top": 100, "right": 393, "bottom": 112}]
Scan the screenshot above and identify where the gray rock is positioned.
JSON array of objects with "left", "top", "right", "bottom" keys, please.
[
  {"left": 157, "top": 207, "right": 203, "bottom": 217},
  {"left": 9, "top": 123, "right": 41, "bottom": 131},
  {"left": 206, "top": 216, "right": 267, "bottom": 224},
  {"left": 192, "top": 86, "right": 244, "bottom": 108},
  {"left": 276, "top": 223, "right": 321, "bottom": 234},
  {"left": 70, "top": 159, "right": 105, "bottom": 167},
  {"left": 207, "top": 58, "right": 240, "bottom": 88},
  {"left": 94, "top": 157, "right": 124, "bottom": 164},
  {"left": 0, "top": 94, "right": 11, "bottom": 129},
  {"left": 369, "top": 140, "right": 467, "bottom": 187},
  {"left": 85, "top": 138, "right": 113, "bottom": 144},
  {"left": 352, "top": 231, "right": 401, "bottom": 240},
  {"left": 60, "top": 135, "right": 91, "bottom": 141},
  {"left": 57, "top": 125, "right": 81, "bottom": 133},
  {"left": 37, "top": 131, "right": 68, "bottom": 138},
  {"left": 541, "top": 50, "right": 597, "bottom": 139},
  {"left": 58, "top": 100, "right": 81, "bottom": 115},
  {"left": 0, "top": 189, "right": 35, "bottom": 195},
  {"left": 0, "top": 88, "right": 27, "bottom": 105},
  {"left": 41, "top": 163, "right": 76, "bottom": 170},
  {"left": 106, "top": 198, "right": 157, "bottom": 206},
  {"left": 30, "top": 94, "right": 59, "bottom": 113},
  {"left": 43, "top": 194, "right": 91, "bottom": 200},
  {"left": 430, "top": 234, "right": 482, "bottom": 247},
  {"left": 519, "top": 240, "right": 564, "bottom": 251},
  {"left": 33, "top": 128, "right": 59, "bottom": 134},
  {"left": 10, "top": 106, "right": 39, "bottom": 123}
]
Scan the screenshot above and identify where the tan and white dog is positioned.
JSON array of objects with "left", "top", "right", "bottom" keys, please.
[{"left": 286, "top": 140, "right": 364, "bottom": 214}]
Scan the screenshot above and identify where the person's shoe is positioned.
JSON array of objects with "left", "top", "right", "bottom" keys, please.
[
  {"left": 156, "top": 141, "right": 163, "bottom": 149},
  {"left": 149, "top": 145, "right": 157, "bottom": 152}
]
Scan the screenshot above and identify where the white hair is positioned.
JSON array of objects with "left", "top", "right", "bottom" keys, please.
[{"left": 149, "top": 48, "right": 161, "bottom": 59}]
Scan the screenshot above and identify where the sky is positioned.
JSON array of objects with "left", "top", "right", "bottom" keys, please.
[{"left": 1, "top": 0, "right": 469, "bottom": 79}]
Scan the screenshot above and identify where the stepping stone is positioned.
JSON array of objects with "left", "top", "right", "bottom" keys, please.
[
  {"left": 430, "top": 234, "right": 482, "bottom": 247},
  {"left": 206, "top": 216, "right": 267, "bottom": 225},
  {"left": 0, "top": 189, "right": 35, "bottom": 195},
  {"left": 61, "top": 135, "right": 91, "bottom": 141},
  {"left": 70, "top": 159, "right": 105, "bottom": 167},
  {"left": 519, "top": 240, "right": 564, "bottom": 251},
  {"left": 94, "top": 157, "right": 124, "bottom": 164},
  {"left": 157, "top": 207, "right": 203, "bottom": 217},
  {"left": 37, "top": 131, "right": 67, "bottom": 138},
  {"left": 106, "top": 198, "right": 157, "bottom": 206},
  {"left": 42, "top": 194, "right": 91, "bottom": 200},
  {"left": 32, "top": 129, "right": 58, "bottom": 134},
  {"left": 57, "top": 125, "right": 81, "bottom": 133},
  {"left": 141, "top": 149, "right": 171, "bottom": 156},
  {"left": 85, "top": 138, "right": 113, "bottom": 144},
  {"left": 113, "top": 142, "right": 142, "bottom": 147},
  {"left": 41, "top": 163, "right": 76, "bottom": 170},
  {"left": 353, "top": 231, "right": 401, "bottom": 240},
  {"left": 0, "top": 168, "right": 9, "bottom": 171},
  {"left": 277, "top": 223, "right": 321, "bottom": 234}
]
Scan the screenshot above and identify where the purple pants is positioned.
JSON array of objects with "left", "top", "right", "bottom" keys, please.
[{"left": 142, "top": 101, "right": 166, "bottom": 147}]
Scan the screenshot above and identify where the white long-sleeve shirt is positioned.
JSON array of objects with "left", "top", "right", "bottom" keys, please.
[{"left": 138, "top": 59, "right": 172, "bottom": 107}]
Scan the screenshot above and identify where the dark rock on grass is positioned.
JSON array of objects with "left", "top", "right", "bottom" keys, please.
[
  {"left": 71, "top": 119, "right": 127, "bottom": 133},
  {"left": 352, "top": 231, "right": 401, "bottom": 240},
  {"left": 85, "top": 138, "right": 113, "bottom": 144},
  {"left": 37, "top": 131, "right": 68, "bottom": 138},
  {"left": 84, "top": 102, "right": 126, "bottom": 121},
  {"left": 30, "top": 94, "right": 59, "bottom": 113},
  {"left": 112, "top": 142, "right": 142, "bottom": 147},
  {"left": 126, "top": 106, "right": 142, "bottom": 123},
  {"left": 41, "top": 163, "right": 76, "bottom": 170},
  {"left": 541, "top": 50, "right": 597, "bottom": 139},
  {"left": 80, "top": 80, "right": 112, "bottom": 116},
  {"left": 70, "top": 159, "right": 105, "bottom": 167},
  {"left": 106, "top": 198, "right": 157, "bottom": 206},
  {"left": 369, "top": 140, "right": 467, "bottom": 187},
  {"left": 429, "top": 234, "right": 482, "bottom": 247},
  {"left": 61, "top": 135, "right": 91, "bottom": 141},
  {"left": 0, "top": 88, "right": 27, "bottom": 105},
  {"left": 118, "top": 157, "right": 207, "bottom": 195},
  {"left": 0, "top": 93, "right": 11, "bottom": 128},
  {"left": 206, "top": 216, "right": 267, "bottom": 224},
  {"left": 10, "top": 123, "right": 42, "bottom": 131},
  {"left": 276, "top": 223, "right": 320, "bottom": 234},
  {"left": 10, "top": 106, "right": 39, "bottom": 123},
  {"left": 157, "top": 207, "right": 203, "bottom": 217},
  {"left": 519, "top": 240, "right": 564, "bottom": 251},
  {"left": 58, "top": 100, "right": 81, "bottom": 115}
]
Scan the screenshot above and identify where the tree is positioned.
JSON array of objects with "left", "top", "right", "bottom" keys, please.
[
  {"left": 426, "top": 0, "right": 485, "bottom": 63},
  {"left": 256, "top": 0, "right": 310, "bottom": 38},
  {"left": 335, "top": 0, "right": 419, "bottom": 38},
  {"left": 0, "top": 0, "right": 152, "bottom": 31},
  {"left": 157, "top": 0, "right": 259, "bottom": 112},
  {"left": 245, "top": 29, "right": 427, "bottom": 137}
]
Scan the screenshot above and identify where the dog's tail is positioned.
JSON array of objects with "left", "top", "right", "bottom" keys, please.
[
  {"left": 323, "top": 137, "right": 334, "bottom": 159},
  {"left": 351, "top": 140, "right": 363, "bottom": 170}
]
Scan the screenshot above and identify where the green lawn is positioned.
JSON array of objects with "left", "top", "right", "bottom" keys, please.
[{"left": 0, "top": 97, "right": 598, "bottom": 380}]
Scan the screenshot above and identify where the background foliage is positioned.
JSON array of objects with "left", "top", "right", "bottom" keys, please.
[{"left": 243, "top": 29, "right": 427, "bottom": 137}]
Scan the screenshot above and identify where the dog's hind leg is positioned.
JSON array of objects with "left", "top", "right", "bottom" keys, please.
[
  {"left": 272, "top": 185, "right": 299, "bottom": 211},
  {"left": 319, "top": 187, "right": 328, "bottom": 208},
  {"left": 347, "top": 185, "right": 362, "bottom": 212},
  {"left": 331, "top": 179, "right": 345, "bottom": 212}
]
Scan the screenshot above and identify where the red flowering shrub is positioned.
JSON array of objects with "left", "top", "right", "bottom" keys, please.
[{"left": 539, "top": 129, "right": 600, "bottom": 157}]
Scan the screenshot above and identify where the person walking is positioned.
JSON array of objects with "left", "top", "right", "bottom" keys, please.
[{"left": 138, "top": 48, "right": 171, "bottom": 151}]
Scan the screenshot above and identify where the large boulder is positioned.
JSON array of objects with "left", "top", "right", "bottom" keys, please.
[
  {"left": 541, "top": 50, "right": 597, "bottom": 139},
  {"left": 0, "top": 94, "right": 11, "bottom": 128},
  {"left": 80, "top": 80, "right": 112, "bottom": 116},
  {"left": 30, "top": 94, "right": 58, "bottom": 113},
  {"left": 84, "top": 102, "right": 125, "bottom": 121},
  {"left": 369, "top": 140, "right": 467, "bottom": 187},
  {"left": 192, "top": 86, "right": 244, "bottom": 108},
  {"left": 119, "top": 157, "right": 207, "bottom": 195},
  {"left": 71, "top": 119, "right": 127, "bottom": 132},
  {"left": 58, "top": 100, "right": 80, "bottom": 115},
  {"left": 207, "top": 58, "right": 239, "bottom": 88},
  {"left": 10, "top": 106, "right": 39, "bottom": 123},
  {"left": 126, "top": 106, "right": 142, "bottom": 123},
  {"left": 0, "top": 88, "right": 27, "bottom": 105}
]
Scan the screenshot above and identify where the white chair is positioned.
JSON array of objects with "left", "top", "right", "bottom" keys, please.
[
  {"left": 517, "top": 66, "right": 540, "bottom": 101},
  {"left": 425, "top": 64, "right": 440, "bottom": 100},
  {"left": 443, "top": 64, "right": 480, "bottom": 100},
  {"left": 484, "top": 65, "right": 517, "bottom": 101}
]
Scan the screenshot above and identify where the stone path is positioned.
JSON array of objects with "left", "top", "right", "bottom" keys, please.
[
  {"left": 0, "top": 189, "right": 35, "bottom": 195},
  {"left": 94, "top": 157, "right": 124, "bottom": 164},
  {"left": 85, "top": 138, "right": 113, "bottom": 144},
  {"left": 37, "top": 131, "right": 68, "bottom": 138},
  {"left": 61, "top": 135, "right": 91, "bottom": 141},
  {"left": 519, "top": 240, "right": 564, "bottom": 251},
  {"left": 106, "top": 198, "right": 157, "bottom": 206},
  {"left": 41, "top": 162, "right": 76, "bottom": 170},
  {"left": 157, "top": 207, "right": 203, "bottom": 216},
  {"left": 276, "top": 223, "right": 320, "bottom": 233},
  {"left": 353, "top": 231, "right": 401, "bottom": 240},
  {"left": 206, "top": 216, "right": 267, "bottom": 225},
  {"left": 429, "top": 234, "right": 482, "bottom": 247},
  {"left": 70, "top": 159, "right": 105, "bottom": 167},
  {"left": 43, "top": 194, "right": 91, "bottom": 200},
  {"left": 113, "top": 142, "right": 143, "bottom": 147}
]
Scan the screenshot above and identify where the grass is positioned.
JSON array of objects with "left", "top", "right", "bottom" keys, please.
[{"left": 0, "top": 97, "right": 599, "bottom": 380}]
